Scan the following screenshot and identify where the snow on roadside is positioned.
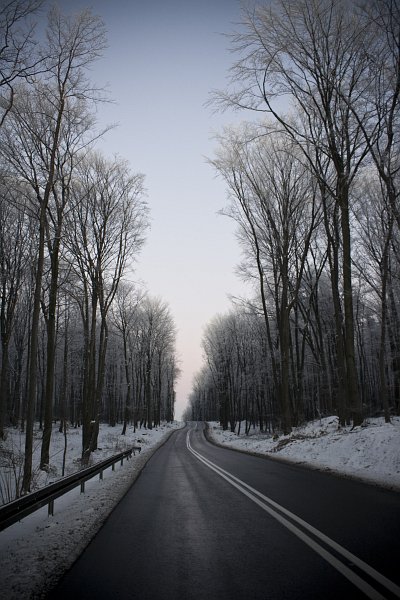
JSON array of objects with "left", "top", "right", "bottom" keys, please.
[
  {"left": 0, "top": 421, "right": 183, "bottom": 600},
  {"left": 207, "top": 416, "right": 400, "bottom": 491}
]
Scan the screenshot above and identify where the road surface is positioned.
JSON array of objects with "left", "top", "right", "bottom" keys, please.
[{"left": 47, "top": 422, "right": 400, "bottom": 599}]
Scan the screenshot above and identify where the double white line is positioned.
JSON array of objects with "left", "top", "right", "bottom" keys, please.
[{"left": 186, "top": 430, "right": 400, "bottom": 600}]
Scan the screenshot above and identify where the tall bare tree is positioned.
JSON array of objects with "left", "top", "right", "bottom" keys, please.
[
  {"left": 0, "top": 178, "right": 29, "bottom": 437},
  {"left": 211, "top": 126, "right": 320, "bottom": 432},
  {"left": 111, "top": 282, "right": 145, "bottom": 435},
  {"left": 0, "top": 5, "right": 107, "bottom": 491},
  {"left": 66, "top": 153, "right": 148, "bottom": 461},
  {"left": 138, "top": 297, "right": 176, "bottom": 430},
  {"left": 353, "top": 172, "right": 397, "bottom": 422},
  {"left": 38, "top": 91, "right": 110, "bottom": 470}
]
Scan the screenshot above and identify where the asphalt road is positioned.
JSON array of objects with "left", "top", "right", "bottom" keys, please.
[{"left": 47, "top": 422, "right": 400, "bottom": 600}]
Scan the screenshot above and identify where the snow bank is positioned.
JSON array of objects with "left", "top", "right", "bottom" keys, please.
[{"left": 207, "top": 416, "right": 400, "bottom": 491}]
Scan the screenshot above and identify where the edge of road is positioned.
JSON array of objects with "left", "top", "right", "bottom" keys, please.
[
  {"left": 107, "top": 421, "right": 188, "bottom": 498},
  {"left": 202, "top": 421, "right": 400, "bottom": 494},
  {"left": 67, "top": 422, "right": 188, "bottom": 539},
  {"left": 37, "top": 423, "right": 187, "bottom": 599}
]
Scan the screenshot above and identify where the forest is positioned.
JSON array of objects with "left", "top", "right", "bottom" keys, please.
[
  {"left": 184, "top": 0, "right": 400, "bottom": 435},
  {"left": 2, "top": 0, "right": 400, "bottom": 498},
  {"left": 0, "top": 1, "right": 179, "bottom": 494}
]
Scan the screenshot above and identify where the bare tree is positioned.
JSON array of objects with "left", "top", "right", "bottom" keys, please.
[
  {"left": 211, "top": 126, "right": 321, "bottom": 432},
  {"left": 0, "top": 0, "right": 44, "bottom": 126},
  {"left": 353, "top": 171, "right": 397, "bottom": 422},
  {"left": 212, "top": 0, "right": 376, "bottom": 425},
  {"left": 345, "top": 1, "right": 400, "bottom": 229},
  {"left": 0, "top": 5, "right": 107, "bottom": 491},
  {"left": 137, "top": 297, "right": 176, "bottom": 430},
  {"left": 66, "top": 153, "right": 148, "bottom": 461},
  {"left": 194, "top": 307, "right": 270, "bottom": 432},
  {"left": 111, "top": 282, "right": 145, "bottom": 435},
  {"left": 38, "top": 101, "right": 107, "bottom": 471},
  {"left": 0, "top": 178, "right": 29, "bottom": 437}
]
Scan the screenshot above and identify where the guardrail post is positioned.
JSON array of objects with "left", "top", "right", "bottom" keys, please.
[
  {"left": 48, "top": 500, "right": 54, "bottom": 517},
  {"left": 81, "top": 481, "right": 85, "bottom": 493},
  {"left": 112, "top": 463, "right": 115, "bottom": 471},
  {"left": 99, "top": 470, "right": 103, "bottom": 481}
]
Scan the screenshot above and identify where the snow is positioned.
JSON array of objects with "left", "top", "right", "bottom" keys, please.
[
  {"left": 0, "top": 416, "right": 399, "bottom": 599},
  {"left": 0, "top": 421, "right": 183, "bottom": 599},
  {"left": 207, "top": 416, "right": 400, "bottom": 491}
]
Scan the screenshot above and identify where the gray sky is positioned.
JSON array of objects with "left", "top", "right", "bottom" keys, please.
[{"left": 59, "top": 0, "right": 249, "bottom": 419}]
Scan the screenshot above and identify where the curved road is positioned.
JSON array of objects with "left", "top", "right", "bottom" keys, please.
[{"left": 47, "top": 422, "right": 400, "bottom": 599}]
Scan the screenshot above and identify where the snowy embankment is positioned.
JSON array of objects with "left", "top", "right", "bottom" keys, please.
[
  {"left": 0, "top": 421, "right": 183, "bottom": 600},
  {"left": 207, "top": 416, "right": 400, "bottom": 491}
]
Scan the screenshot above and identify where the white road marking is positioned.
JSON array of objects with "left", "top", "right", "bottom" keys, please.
[{"left": 187, "top": 430, "right": 400, "bottom": 600}]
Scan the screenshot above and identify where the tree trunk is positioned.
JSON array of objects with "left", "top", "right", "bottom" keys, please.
[
  {"left": 321, "top": 186, "right": 348, "bottom": 426},
  {"left": 340, "top": 185, "right": 362, "bottom": 426},
  {"left": 40, "top": 239, "right": 60, "bottom": 469},
  {"left": 0, "top": 340, "right": 9, "bottom": 438},
  {"left": 22, "top": 92, "right": 65, "bottom": 492},
  {"left": 145, "top": 352, "right": 152, "bottom": 430},
  {"left": 388, "top": 284, "right": 400, "bottom": 415},
  {"left": 122, "top": 329, "right": 131, "bottom": 435},
  {"left": 82, "top": 289, "right": 97, "bottom": 463},
  {"left": 22, "top": 202, "right": 46, "bottom": 493},
  {"left": 279, "top": 252, "right": 292, "bottom": 434},
  {"left": 379, "top": 221, "right": 393, "bottom": 423},
  {"left": 90, "top": 315, "right": 108, "bottom": 452}
]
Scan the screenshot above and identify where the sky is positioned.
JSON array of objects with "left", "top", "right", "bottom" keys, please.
[{"left": 49, "top": 0, "right": 251, "bottom": 419}]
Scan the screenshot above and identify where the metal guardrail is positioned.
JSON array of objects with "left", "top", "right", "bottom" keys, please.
[{"left": 0, "top": 445, "right": 141, "bottom": 532}]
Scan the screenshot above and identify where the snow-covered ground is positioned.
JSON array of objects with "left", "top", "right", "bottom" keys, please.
[
  {"left": 207, "top": 416, "right": 400, "bottom": 491},
  {"left": 0, "top": 416, "right": 399, "bottom": 599},
  {"left": 0, "top": 421, "right": 183, "bottom": 599}
]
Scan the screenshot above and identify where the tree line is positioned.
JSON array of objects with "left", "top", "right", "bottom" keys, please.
[
  {"left": 0, "top": 1, "right": 178, "bottom": 494},
  {"left": 184, "top": 0, "right": 400, "bottom": 434}
]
